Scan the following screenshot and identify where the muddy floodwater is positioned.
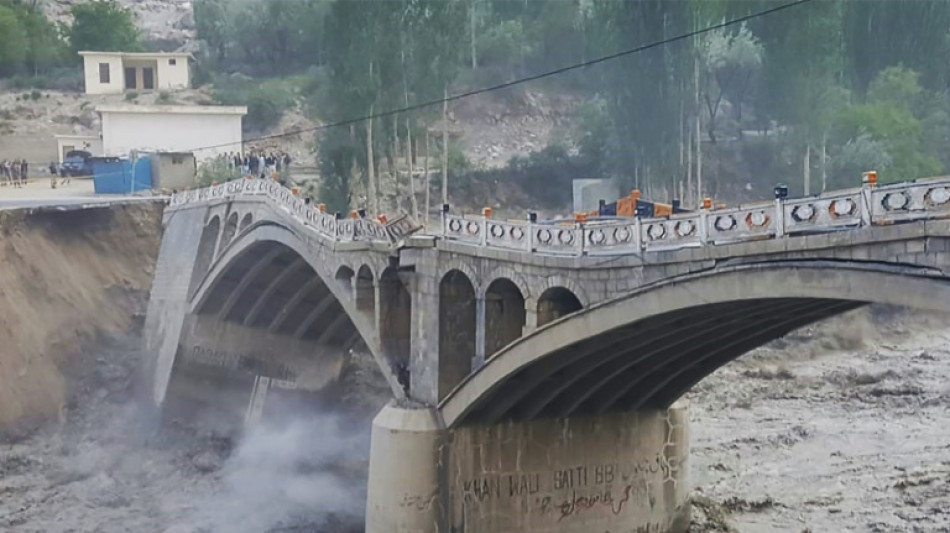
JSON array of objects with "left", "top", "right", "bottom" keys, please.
[
  {"left": 689, "top": 308, "right": 950, "bottom": 532},
  {"left": 0, "top": 308, "right": 947, "bottom": 532}
]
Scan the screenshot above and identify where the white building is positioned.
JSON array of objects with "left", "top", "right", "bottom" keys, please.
[
  {"left": 54, "top": 134, "right": 103, "bottom": 163},
  {"left": 80, "top": 51, "right": 192, "bottom": 95},
  {"left": 97, "top": 105, "right": 247, "bottom": 162}
]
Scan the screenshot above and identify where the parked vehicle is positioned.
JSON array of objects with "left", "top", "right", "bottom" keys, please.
[{"left": 61, "top": 150, "right": 94, "bottom": 177}]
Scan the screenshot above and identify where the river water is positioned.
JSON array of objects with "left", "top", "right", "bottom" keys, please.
[{"left": 0, "top": 308, "right": 946, "bottom": 532}]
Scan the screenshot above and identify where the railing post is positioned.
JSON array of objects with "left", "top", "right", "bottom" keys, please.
[
  {"left": 526, "top": 212, "right": 537, "bottom": 252},
  {"left": 774, "top": 198, "right": 786, "bottom": 237},
  {"left": 577, "top": 223, "right": 586, "bottom": 256},
  {"left": 634, "top": 216, "right": 643, "bottom": 252},
  {"left": 860, "top": 184, "right": 873, "bottom": 227},
  {"left": 441, "top": 203, "right": 449, "bottom": 237},
  {"left": 698, "top": 211, "right": 708, "bottom": 245},
  {"left": 480, "top": 217, "right": 488, "bottom": 246}
]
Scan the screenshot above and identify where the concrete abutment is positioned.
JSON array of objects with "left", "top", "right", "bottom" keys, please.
[{"left": 366, "top": 402, "right": 690, "bottom": 533}]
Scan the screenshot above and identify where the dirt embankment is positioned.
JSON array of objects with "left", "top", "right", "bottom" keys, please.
[{"left": 0, "top": 203, "right": 163, "bottom": 432}]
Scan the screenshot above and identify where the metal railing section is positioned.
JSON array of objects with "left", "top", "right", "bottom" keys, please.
[{"left": 441, "top": 177, "right": 950, "bottom": 256}]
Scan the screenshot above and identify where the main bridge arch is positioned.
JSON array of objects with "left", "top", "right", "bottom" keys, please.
[
  {"left": 439, "top": 261, "right": 950, "bottom": 428},
  {"left": 157, "top": 218, "right": 408, "bottom": 419}
]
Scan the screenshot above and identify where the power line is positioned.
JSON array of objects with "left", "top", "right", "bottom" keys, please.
[
  {"left": 10, "top": 0, "right": 814, "bottom": 166},
  {"left": 177, "top": 0, "right": 817, "bottom": 153}
]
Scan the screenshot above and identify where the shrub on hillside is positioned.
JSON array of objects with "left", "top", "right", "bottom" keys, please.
[{"left": 213, "top": 76, "right": 297, "bottom": 133}]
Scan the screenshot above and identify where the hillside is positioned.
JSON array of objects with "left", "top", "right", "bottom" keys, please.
[{"left": 42, "top": 0, "right": 195, "bottom": 48}]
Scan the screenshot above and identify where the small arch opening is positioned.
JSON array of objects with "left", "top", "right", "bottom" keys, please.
[
  {"left": 356, "top": 265, "right": 375, "bottom": 317},
  {"left": 220, "top": 212, "right": 239, "bottom": 253},
  {"left": 379, "top": 267, "right": 412, "bottom": 374},
  {"left": 485, "top": 278, "right": 526, "bottom": 358},
  {"left": 537, "top": 286, "right": 583, "bottom": 327},
  {"left": 239, "top": 213, "right": 254, "bottom": 231},
  {"left": 439, "top": 269, "right": 477, "bottom": 399},
  {"left": 189, "top": 216, "right": 221, "bottom": 295},
  {"left": 335, "top": 265, "right": 355, "bottom": 298}
]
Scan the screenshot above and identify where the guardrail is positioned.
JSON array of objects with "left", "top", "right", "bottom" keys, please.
[
  {"left": 441, "top": 177, "right": 950, "bottom": 256},
  {"left": 169, "top": 178, "right": 420, "bottom": 244}
]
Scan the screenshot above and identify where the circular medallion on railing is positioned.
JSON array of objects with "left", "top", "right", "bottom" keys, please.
[
  {"left": 745, "top": 211, "right": 770, "bottom": 228},
  {"left": 614, "top": 227, "right": 632, "bottom": 243},
  {"left": 466, "top": 221, "right": 480, "bottom": 235},
  {"left": 791, "top": 204, "right": 816, "bottom": 222},
  {"left": 537, "top": 228, "right": 553, "bottom": 244},
  {"left": 589, "top": 229, "right": 607, "bottom": 245},
  {"left": 714, "top": 215, "right": 737, "bottom": 232},
  {"left": 558, "top": 229, "right": 575, "bottom": 245},
  {"left": 448, "top": 218, "right": 463, "bottom": 233},
  {"left": 490, "top": 224, "right": 505, "bottom": 238},
  {"left": 926, "top": 187, "right": 950, "bottom": 206},
  {"left": 510, "top": 226, "right": 525, "bottom": 241},
  {"left": 882, "top": 192, "right": 909, "bottom": 211},
  {"left": 675, "top": 220, "right": 696, "bottom": 237},
  {"left": 831, "top": 198, "right": 856, "bottom": 217},
  {"left": 647, "top": 223, "right": 667, "bottom": 240}
]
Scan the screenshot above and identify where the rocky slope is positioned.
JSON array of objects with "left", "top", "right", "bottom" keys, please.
[{"left": 42, "top": 0, "right": 195, "bottom": 48}]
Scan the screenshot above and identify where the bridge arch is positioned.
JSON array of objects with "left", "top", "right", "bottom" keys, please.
[
  {"left": 484, "top": 277, "right": 527, "bottom": 357},
  {"left": 189, "top": 215, "right": 220, "bottom": 295},
  {"left": 239, "top": 213, "right": 253, "bottom": 231},
  {"left": 220, "top": 211, "right": 239, "bottom": 251},
  {"left": 179, "top": 223, "right": 404, "bottom": 403},
  {"left": 355, "top": 264, "right": 376, "bottom": 318},
  {"left": 439, "top": 262, "right": 950, "bottom": 428},
  {"left": 439, "top": 269, "right": 477, "bottom": 398},
  {"left": 335, "top": 265, "right": 355, "bottom": 297},
  {"left": 536, "top": 286, "right": 583, "bottom": 327}
]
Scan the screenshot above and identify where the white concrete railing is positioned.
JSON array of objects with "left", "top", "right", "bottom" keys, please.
[
  {"left": 441, "top": 177, "right": 950, "bottom": 256},
  {"left": 170, "top": 178, "right": 392, "bottom": 243}
]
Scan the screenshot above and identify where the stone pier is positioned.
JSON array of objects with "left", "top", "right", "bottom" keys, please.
[{"left": 366, "top": 401, "right": 690, "bottom": 533}]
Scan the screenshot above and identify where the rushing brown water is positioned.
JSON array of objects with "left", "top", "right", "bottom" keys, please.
[
  {"left": 0, "top": 308, "right": 946, "bottom": 532},
  {"left": 688, "top": 307, "right": 950, "bottom": 532}
]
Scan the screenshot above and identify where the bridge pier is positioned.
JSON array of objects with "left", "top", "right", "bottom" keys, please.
[{"left": 366, "top": 402, "right": 690, "bottom": 533}]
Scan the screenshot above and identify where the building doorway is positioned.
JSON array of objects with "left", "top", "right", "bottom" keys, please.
[
  {"left": 125, "top": 67, "right": 136, "bottom": 90},
  {"left": 143, "top": 68, "right": 154, "bottom": 90}
]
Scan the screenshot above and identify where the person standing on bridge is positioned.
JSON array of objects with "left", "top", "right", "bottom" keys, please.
[{"left": 20, "top": 159, "right": 27, "bottom": 185}]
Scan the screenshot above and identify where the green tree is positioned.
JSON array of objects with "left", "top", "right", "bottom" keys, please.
[
  {"left": 845, "top": 0, "right": 950, "bottom": 93},
  {"left": 22, "top": 7, "right": 65, "bottom": 73},
  {"left": 0, "top": 4, "right": 27, "bottom": 75},
  {"left": 833, "top": 67, "right": 942, "bottom": 184},
  {"left": 68, "top": 1, "right": 140, "bottom": 55}
]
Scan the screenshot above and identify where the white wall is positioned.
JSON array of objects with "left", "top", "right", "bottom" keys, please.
[
  {"left": 101, "top": 111, "right": 242, "bottom": 162},
  {"left": 83, "top": 55, "right": 124, "bottom": 95},
  {"left": 56, "top": 136, "right": 104, "bottom": 163},
  {"left": 155, "top": 57, "right": 190, "bottom": 90}
]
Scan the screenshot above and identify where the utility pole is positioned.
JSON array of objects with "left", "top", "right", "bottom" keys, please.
[
  {"left": 130, "top": 150, "right": 137, "bottom": 195},
  {"left": 441, "top": 86, "right": 449, "bottom": 206}
]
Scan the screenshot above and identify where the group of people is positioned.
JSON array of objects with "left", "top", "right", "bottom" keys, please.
[
  {"left": 0, "top": 159, "right": 29, "bottom": 188},
  {"left": 218, "top": 151, "right": 293, "bottom": 180}
]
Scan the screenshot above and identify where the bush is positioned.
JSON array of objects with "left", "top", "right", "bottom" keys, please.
[
  {"left": 452, "top": 144, "right": 598, "bottom": 211},
  {"left": 213, "top": 76, "right": 297, "bottom": 133}
]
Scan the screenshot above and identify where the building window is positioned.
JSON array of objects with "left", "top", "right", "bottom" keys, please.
[
  {"left": 172, "top": 156, "right": 184, "bottom": 164},
  {"left": 99, "top": 63, "right": 110, "bottom": 84},
  {"left": 169, "top": 58, "right": 177, "bottom": 66}
]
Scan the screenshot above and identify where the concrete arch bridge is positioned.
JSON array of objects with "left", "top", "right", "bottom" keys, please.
[{"left": 144, "top": 177, "right": 950, "bottom": 532}]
